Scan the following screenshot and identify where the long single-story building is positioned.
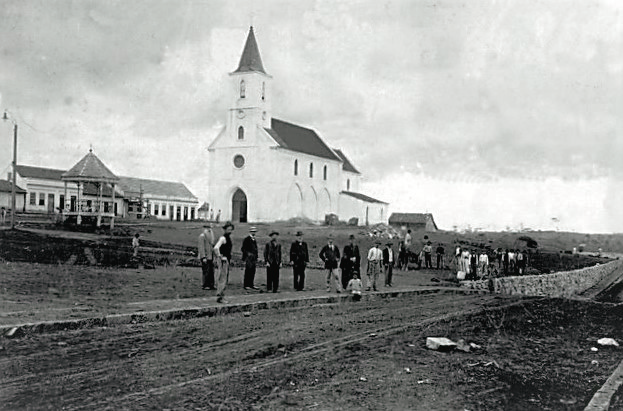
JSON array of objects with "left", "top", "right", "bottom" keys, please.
[
  {"left": 0, "top": 180, "right": 26, "bottom": 212},
  {"left": 7, "top": 158, "right": 198, "bottom": 221},
  {"left": 388, "top": 213, "right": 439, "bottom": 232}
]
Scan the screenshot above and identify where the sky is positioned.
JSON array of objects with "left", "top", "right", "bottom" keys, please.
[{"left": 0, "top": 0, "right": 621, "bottom": 233}]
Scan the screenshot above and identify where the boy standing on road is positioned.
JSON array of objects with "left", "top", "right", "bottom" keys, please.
[
  {"left": 264, "top": 231, "right": 282, "bottom": 293},
  {"left": 241, "top": 226, "right": 259, "bottom": 290},
  {"left": 213, "top": 222, "right": 234, "bottom": 303},
  {"left": 289, "top": 231, "right": 309, "bottom": 291},
  {"left": 198, "top": 223, "right": 216, "bottom": 290},
  {"left": 132, "top": 233, "right": 140, "bottom": 257},
  {"left": 319, "top": 234, "right": 341, "bottom": 293},
  {"left": 366, "top": 239, "right": 382, "bottom": 291}
]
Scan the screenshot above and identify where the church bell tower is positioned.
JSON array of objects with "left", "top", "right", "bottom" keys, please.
[{"left": 228, "top": 27, "right": 272, "bottom": 143}]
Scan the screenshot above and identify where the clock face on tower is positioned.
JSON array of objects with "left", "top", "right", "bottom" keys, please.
[{"left": 237, "top": 109, "right": 245, "bottom": 119}]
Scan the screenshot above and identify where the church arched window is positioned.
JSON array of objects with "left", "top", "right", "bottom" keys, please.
[
  {"left": 294, "top": 160, "right": 298, "bottom": 176},
  {"left": 309, "top": 163, "right": 313, "bottom": 178},
  {"left": 240, "top": 80, "right": 246, "bottom": 98},
  {"left": 261, "top": 82, "right": 265, "bottom": 101},
  {"left": 238, "top": 126, "right": 244, "bottom": 140},
  {"left": 347, "top": 179, "right": 350, "bottom": 190},
  {"left": 323, "top": 165, "right": 327, "bottom": 180}
]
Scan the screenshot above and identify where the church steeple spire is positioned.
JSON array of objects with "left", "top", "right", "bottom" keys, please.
[{"left": 233, "top": 26, "right": 267, "bottom": 74}]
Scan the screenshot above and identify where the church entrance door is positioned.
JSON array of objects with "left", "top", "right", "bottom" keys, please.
[{"left": 232, "top": 189, "right": 247, "bottom": 223}]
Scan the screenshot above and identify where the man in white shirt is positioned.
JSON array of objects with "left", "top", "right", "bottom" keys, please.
[
  {"left": 366, "top": 239, "right": 383, "bottom": 291},
  {"left": 403, "top": 230, "right": 412, "bottom": 271},
  {"left": 478, "top": 251, "right": 489, "bottom": 278}
]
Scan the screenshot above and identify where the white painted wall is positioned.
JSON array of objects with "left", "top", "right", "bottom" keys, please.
[{"left": 338, "top": 194, "right": 388, "bottom": 226}]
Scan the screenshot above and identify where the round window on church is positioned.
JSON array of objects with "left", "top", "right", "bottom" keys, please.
[{"left": 233, "top": 154, "right": 245, "bottom": 169}]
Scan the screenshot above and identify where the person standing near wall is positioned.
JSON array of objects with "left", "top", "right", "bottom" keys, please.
[
  {"left": 289, "top": 231, "right": 309, "bottom": 291},
  {"left": 319, "top": 234, "right": 341, "bottom": 293},
  {"left": 340, "top": 234, "right": 361, "bottom": 291},
  {"left": 241, "top": 226, "right": 259, "bottom": 290},
  {"left": 213, "top": 222, "right": 234, "bottom": 303},
  {"left": 264, "top": 231, "right": 282, "bottom": 293},
  {"left": 198, "top": 223, "right": 216, "bottom": 290}
]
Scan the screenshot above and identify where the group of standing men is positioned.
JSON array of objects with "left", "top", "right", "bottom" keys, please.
[{"left": 197, "top": 223, "right": 400, "bottom": 303}]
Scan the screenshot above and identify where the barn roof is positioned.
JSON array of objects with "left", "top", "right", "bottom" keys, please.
[
  {"left": 15, "top": 165, "right": 65, "bottom": 180},
  {"left": 389, "top": 213, "right": 438, "bottom": 229},
  {"left": 333, "top": 149, "right": 360, "bottom": 174},
  {"left": 341, "top": 191, "right": 388, "bottom": 204},
  {"left": 265, "top": 118, "right": 342, "bottom": 162},
  {"left": 117, "top": 176, "right": 197, "bottom": 201},
  {"left": 0, "top": 180, "right": 26, "bottom": 194},
  {"left": 62, "top": 150, "right": 119, "bottom": 183}
]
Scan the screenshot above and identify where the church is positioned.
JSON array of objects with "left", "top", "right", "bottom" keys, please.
[{"left": 207, "top": 27, "right": 388, "bottom": 225}]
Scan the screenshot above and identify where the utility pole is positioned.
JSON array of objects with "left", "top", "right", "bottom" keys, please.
[{"left": 3, "top": 111, "right": 17, "bottom": 230}]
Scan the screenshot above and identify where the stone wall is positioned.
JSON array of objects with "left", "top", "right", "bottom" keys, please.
[{"left": 460, "top": 260, "right": 622, "bottom": 298}]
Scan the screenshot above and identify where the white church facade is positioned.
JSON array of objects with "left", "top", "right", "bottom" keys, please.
[{"left": 207, "top": 27, "right": 388, "bottom": 225}]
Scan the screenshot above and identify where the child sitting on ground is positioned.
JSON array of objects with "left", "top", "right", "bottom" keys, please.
[{"left": 346, "top": 273, "right": 363, "bottom": 301}]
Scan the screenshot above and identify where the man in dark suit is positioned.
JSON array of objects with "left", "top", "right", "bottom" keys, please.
[
  {"left": 340, "top": 234, "right": 360, "bottom": 291},
  {"left": 319, "top": 234, "right": 341, "bottom": 293},
  {"left": 289, "top": 231, "right": 309, "bottom": 291},
  {"left": 382, "top": 241, "right": 396, "bottom": 287},
  {"left": 264, "top": 231, "right": 282, "bottom": 293},
  {"left": 241, "top": 226, "right": 259, "bottom": 290}
]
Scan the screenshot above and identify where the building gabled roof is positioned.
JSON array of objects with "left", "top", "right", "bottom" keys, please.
[
  {"left": 232, "top": 26, "right": 267, "bottom": 75},
  {"left": 117, "top": 176, "right": 198, "bottom": 201},
  {"left": 265, "top": 118, "right": 342, "bottom": 162},
  {"left": 62, "top": 150, "right": 119, "bottom": 183},
  {"left": 333, "top": 149, "right": 360, "bottom": 174},
  {"left": 0, "top": 180, "right": 26, "bottom": 194},
  {"left": 15, "top": 165, "right": 65, "bottom": 180},
  {"left": 198, "top": 202, "right": 210, "bottom": 211},
  {"left": 389, "top": 213, "right": 438, "bottom": 229},
  {"left": 340, "top": 191, "right": 388, "bottom": 204}
]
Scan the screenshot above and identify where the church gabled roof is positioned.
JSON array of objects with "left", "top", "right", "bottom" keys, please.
[
  {"left": 232, "top": 26, "right": 267, "bottom": 75},
  {"left": 333, "top": 149, "right": 361, "bottom": 174},
  {"left": 61, "top": 150, "right": 119, "bottom": 183},
  {"left": 264, "top": 118, "right": 342, "bottom": 162},
  {"left": 341, "top": 191, "right": 388, "bottom": 204}
]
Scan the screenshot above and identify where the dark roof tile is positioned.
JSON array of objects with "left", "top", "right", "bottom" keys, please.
[
  {"left": 0, "top": 180, "right": 26, "bottom": 194},
  {"left": 265, "top": 118, "right": 341, "bottom": 161},
  {"left": 341, "top": 191, "right": 387, "bottom": 204},
  {"left": 16, "top": 165, "right": 65, "bottom": 180}
]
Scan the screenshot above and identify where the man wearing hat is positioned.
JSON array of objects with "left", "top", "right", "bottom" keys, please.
[
  {"left": 213, "top": 221, "right": 234, "bottom": 303},
  {"left": 366, "top": 239, "right": 383, "bottom": 291},
  {"left": 382, "top": 240, "right": 396, "bottom": 287},
  {"left": 241, "top": 227, "right": 260, "bottom": 290},
  {"left": 340, "top": 234, "right": 360, "bottom": 291},
  {"left": 319, "top": 234, "right": 342, "bottom": 293},
  {"left": 289, "top": 231, "right": 309, "bottom": 291},
  {"left": 198, "top": 223, "right": 216, "bottom": 290},
  {"left": 264, "top": 230, "right": 282, "bottom": 293}
]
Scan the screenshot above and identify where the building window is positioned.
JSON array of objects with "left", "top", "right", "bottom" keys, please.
[
  {"left": 323, "top": 165, "right": 327, "bottom": 181},
  {"left": 309, "top": 163, "right": 313, "bottom": 178},
  {"left": 154, "top": 204, "right": 159, "bottom": 216},
  {"left": 294, "top": 160, "right": 298, "bottom": 176},
  {"left": 240, "top": 80, "right": 246, "bottom": 98},
  {"left": 234, "top": 154, "right": 245, "bottom": 169},
  {"left": 262, "top": 82, "right": 265, "bottom": 100},
  {"left": 39, "top": 193, "right": 45, "bottom": 206},
  {"left": 162, "top": 204, "right": 166, "bottom": 216},
  {"left": 30, "top": 192, "right": 36, "bottom": 205},
  {"left": 347, "top": 179, "right": 350, "bottom": 191},
  {"left": 238, "top": 126, "right": 244, "bottom": 140}
]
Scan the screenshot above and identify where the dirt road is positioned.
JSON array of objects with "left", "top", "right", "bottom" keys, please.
[{"left": 2, "top": 293, "right": 621, "bottom": 410}]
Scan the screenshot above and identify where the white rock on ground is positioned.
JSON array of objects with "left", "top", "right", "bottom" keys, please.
[
  {"left": 597, "top": 338, "right": 619, "bottom": 347},
  {"left": 426, "top": 337, "right": 457, "bottom": 351}
]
